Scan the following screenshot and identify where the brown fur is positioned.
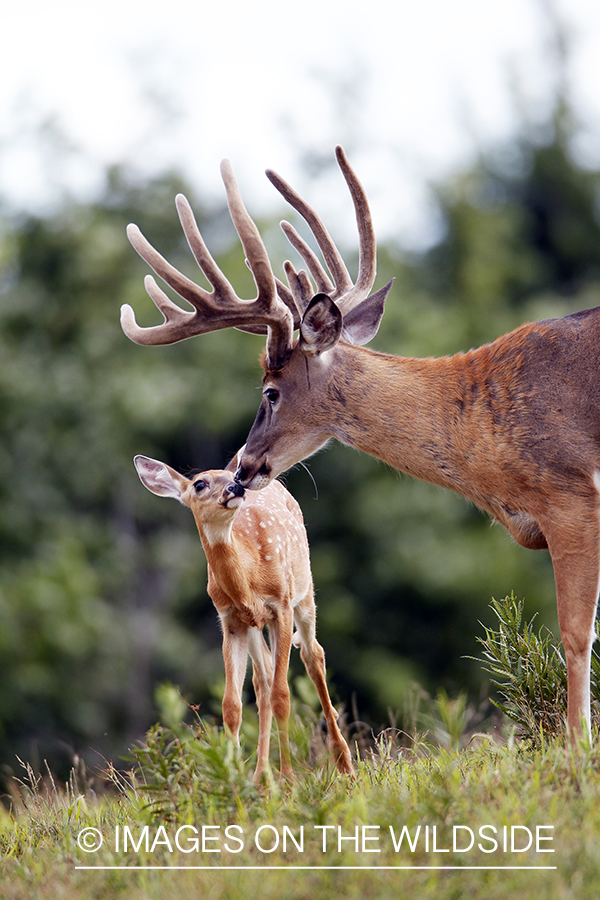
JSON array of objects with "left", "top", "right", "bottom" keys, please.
[{"left": 123, "top": 148, "right": 600, "bottom": 741}]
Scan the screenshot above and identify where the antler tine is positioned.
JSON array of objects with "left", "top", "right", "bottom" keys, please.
[
  {"left": 175, "top": 193, "right": 238, "bottom": 300},
  {"left": 219, "top": 160, "right": 279, "bottom": 310},
  {"left": 121, "top": 163, "right": 295, "bottom": 369},
  {"left": 334, "top": 145, "right": 376, "bottom": 303},
  {"left": 178, "top": 193, "right": 299, "bottom": 335},
  {"left": 219, "top": 160, "right": 295, "bottom": 366},
  {"left": 280, "top": 221, "right": 335, "bottom": 295},
  {"left": 266, "top": 146, "right": 377, "bottom": 317},
  {"left": 126, "top": 221, "right": 216, "bottom": 313},
  {"left": 121, "top": 222, "right": 221, "bottom": 345},
  {"left": 281, "top": 263, "right": 315, "bottom": 316},
  {"left": 266, "top": 167, "right": 353, "bottom": 303},
  {"left": 273, "top": 276, "right": 303, "bottom": 327}
]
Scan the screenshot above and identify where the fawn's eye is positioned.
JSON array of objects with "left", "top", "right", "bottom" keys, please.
[
  {"left": 194, "top": 479, "right": 207, "bottom": 493},
  {"left": 264, "top": 388, "right": 279, "bottom": 404}
]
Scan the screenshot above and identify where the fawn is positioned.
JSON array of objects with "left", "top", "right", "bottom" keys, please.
[{"left": 134, "top": 452, "right": 352, "bottom": 782}]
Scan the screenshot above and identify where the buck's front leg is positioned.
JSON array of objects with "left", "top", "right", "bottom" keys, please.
[
  {"left": 547, "top": 509, "right": 600, "bottom": 740},
  {"left": 220, "top": 616, "right": 249, "bottom": 744},
  {"left": 268, "top": 604, "right": 294, "bottom": 782}
]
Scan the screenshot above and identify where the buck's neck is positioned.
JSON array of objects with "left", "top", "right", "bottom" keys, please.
[{"left": 327, "top": 343, "right": 501, "bottom": 509}]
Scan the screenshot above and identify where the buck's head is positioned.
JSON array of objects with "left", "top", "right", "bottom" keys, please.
[
  {"left": 236, "top": 281, "right": 392, "bottom": 489},
  {"left": 122, "top": 147, "right": 391, "bottom": 491},
  {"left": 134, "top": 455, "right": 246, "bottom": 542}
]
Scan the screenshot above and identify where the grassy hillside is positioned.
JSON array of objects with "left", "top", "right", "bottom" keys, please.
[{"left": 1, "top": 704, "right": 599, "bottom": 900}]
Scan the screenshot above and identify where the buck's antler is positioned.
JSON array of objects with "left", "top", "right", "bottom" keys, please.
[
  {"left": 122, "top": 148, "right": 388, "bottom": 365},
  {"left": 267, "top": 145, "right": 377, "bottom": 320},
  {"left": 121, "top": 161, "right": 296, "bottom": 370}
]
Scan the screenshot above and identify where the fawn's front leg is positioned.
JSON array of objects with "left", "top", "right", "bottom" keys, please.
[
  {"left": 220, "top": 618, "right": 249, "bottom": 743},
  {"left": 248, "top": 628, "right": 275, "bottom": 784},
  {"left": 294, "top": 592, "right": 353, "bottom": 774}
]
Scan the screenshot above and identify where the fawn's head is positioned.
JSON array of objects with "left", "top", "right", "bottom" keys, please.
[{"left": 134, "top": 455, "right": 246, "bottom": 540}]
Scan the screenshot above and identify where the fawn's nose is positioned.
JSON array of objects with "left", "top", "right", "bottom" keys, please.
[{"left": 226, "top": 481, "right": 246, "bottom": 499}]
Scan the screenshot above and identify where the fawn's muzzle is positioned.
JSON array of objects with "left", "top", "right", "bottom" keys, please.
[{"left": 220, "top": 480, "right": 246, "bottom": 509}]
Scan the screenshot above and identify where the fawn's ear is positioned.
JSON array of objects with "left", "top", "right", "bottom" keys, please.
[{"left": 134, "top": 455, "right": 188, "bottom": 501}]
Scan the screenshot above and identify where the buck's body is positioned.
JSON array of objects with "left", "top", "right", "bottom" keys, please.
[
  {"left": 238, "top": 307, "right": 600, "bottom": 738},
  {"left": 124, "top": 146, "right": 600, "bottom": 739},
  {"left": 310, "top": 307, "right": 600, "bottom": 551}
]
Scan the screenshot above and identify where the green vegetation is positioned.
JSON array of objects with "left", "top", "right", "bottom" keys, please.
[
  {"left": 475, "top": 595, "right": 600, "bottom": 743},
  {"left": 2, "top": 592, "right": 600, "bottom": 897}
]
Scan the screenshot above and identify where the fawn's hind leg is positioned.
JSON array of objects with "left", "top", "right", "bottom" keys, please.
[
  {"left": 268, "top": 604, "right": 294, "bottom": 782},
  {"left": 294, "top": 592, "right": 353, "bottom": 774}
]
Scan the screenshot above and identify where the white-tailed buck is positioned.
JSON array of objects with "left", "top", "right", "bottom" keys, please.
[
  {"left": 134, "top": 453, "right": 352, "bottom": 782},
  {"left": 122, "top": 146, "right": 600, "bottom": 738}
]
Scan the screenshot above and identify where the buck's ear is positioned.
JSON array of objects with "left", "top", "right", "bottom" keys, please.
[
  {"left": 341, "top": 279, "right": 394, "bottom": 346},
  {"left": 298, "top": 294, "right": 343, "bottom": 357},
  {"left": 134, "top": 455, "right": 188, "bottom": 501}
]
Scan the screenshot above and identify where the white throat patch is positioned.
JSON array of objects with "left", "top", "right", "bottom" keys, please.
[{"left": 201, "top": 519, "right": 234, "bottom": 547}]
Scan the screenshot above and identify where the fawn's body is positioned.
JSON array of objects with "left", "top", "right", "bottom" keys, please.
[{"left": 134, "top": 454, "right": 352, "bottom": 782}]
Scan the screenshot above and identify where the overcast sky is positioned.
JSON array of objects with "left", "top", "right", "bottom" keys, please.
[{"left": 2, "top": 0, "right": 600, "bottom": 248}]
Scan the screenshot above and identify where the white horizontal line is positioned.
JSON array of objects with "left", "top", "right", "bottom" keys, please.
[{"left": 75, "top": 865, "right": 557, "bottom": 871}]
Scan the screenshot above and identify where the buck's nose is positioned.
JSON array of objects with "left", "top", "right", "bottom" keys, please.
[
  {"left": 235, "top": 462, "right": 251, "bottom": 486},
  {"left": 235, "top": 458, "right": 272, "bottom": 490},
  {"left": 226, "top": 481, "right": 246, "bottom": 499}
]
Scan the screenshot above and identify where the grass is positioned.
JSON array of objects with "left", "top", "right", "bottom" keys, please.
[
  {"left": 1, "top": 595, "right": 600, "bottom": 899},
  {"left": 3, "top": 727, "right": 600, "bottom": 899}
]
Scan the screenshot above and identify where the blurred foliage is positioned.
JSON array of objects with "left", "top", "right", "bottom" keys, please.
[
  {"left": 0, "top": 166, "right": 266, "bottom": 775},
  {"left": 1, "top": 105, "right": 600, "bottom": 777}
]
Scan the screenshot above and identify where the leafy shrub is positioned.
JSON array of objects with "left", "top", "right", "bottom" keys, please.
[{"left": 475, "top": 594, "right": 600, "bottom": 742}]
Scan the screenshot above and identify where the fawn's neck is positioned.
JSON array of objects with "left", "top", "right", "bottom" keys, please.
[{"left": 194, "top": 516, "right": 252, "bottom": 602}]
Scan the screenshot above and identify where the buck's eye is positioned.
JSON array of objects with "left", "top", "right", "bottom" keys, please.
[
  {"left": 194, "top": 479, "right": 207, "bottom": 493},
  {"left": 264, "top": 388, "right": 279, "bottom": 404}
]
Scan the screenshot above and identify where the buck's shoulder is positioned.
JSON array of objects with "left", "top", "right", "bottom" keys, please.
[
  {"left": 465, "top": 306, "right": 600, "bottom": 370},
  {"left": 510, "top": 305, "right": 600, "bottom": 344}
]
